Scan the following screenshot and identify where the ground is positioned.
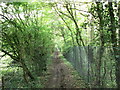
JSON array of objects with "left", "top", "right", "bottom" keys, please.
[
  {"left": 44, "top": 51, "right": 86, "bottom": 88},
  {"left": 0, "top": 51, "right": 87, "bottom": 88}
]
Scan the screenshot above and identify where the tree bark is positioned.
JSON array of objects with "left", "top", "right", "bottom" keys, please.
[
  {"left": 95, "top": 2, "right": 105, "bottom": 87},
  {"left": 108, "top": 2, "right": 120, "bottom": 88}
]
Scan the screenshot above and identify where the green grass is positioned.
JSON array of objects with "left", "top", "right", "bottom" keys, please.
[
  {"left": 0, "top": 56, "right": 45, "bottom": 88},
  {"left": 0, "top": 56, "right": 13, "bottom": 78},
  {"left": 59, "top": 54, "right": 73, "bottom": 67}
]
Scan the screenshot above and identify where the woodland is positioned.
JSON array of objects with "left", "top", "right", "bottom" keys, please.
[{"left": 0, "top": 0, "right": 120, "bottom": 89}]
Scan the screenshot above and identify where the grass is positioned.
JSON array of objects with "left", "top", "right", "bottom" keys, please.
[
  {"left": 59, "top": 54, "right": 73, "bottom": 67},
  {"left": 40, "top": 55, "right": 55, "bottom": 88},
  {"left": 0, "top": 56, "right": 13, "bottom": 79},
  {"left": 59, "top": 54, "right": 87, "bottom": 88},
  {"left": 0, "top": 56, "right": 45, "bottom": 88}
]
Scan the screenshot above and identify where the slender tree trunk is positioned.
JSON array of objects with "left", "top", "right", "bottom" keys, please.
[
  {"left": 60, "top": 27, "right": 67, "bottom": 44},
  {"left": 20, "top": 60, "right": 35, "bottom": 81},
  {"left": 65, "top": 4, "right": 87, "bottom": 53},
  {"left": 118, "top": 2, "right": 120, "bottom": 54},
  {"left": 118, "top": 3, "right": 120, "bottom": 47},
  {"left": 96, "top": 2, "right": 105, "bottom": 87},
  {"left": 2, "top": 76, "right": 4, "bottom": 90},
  {"left": 108, "top": 2, "right": 120, "bottom": 88},
  {"left": 115, "top": 2, "right": 120, "bottom": 88}
]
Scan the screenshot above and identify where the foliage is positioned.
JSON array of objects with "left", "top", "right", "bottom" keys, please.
[
  {"left": 0, "top": 1, "right": 119, "bottom": 88},
  {"left": 0, "top": 2, "right": 54, "bottom": 87}
]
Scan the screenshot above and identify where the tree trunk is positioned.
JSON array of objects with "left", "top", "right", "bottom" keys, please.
[
  {"left": 96, "top": 2, "right": 105, "bottom": 87},
  {"left": 108, "top": 2, "right": 120, "bottom": 88},
  {"left": 2, "top": 76, "right": 4, "bottom": 90},
  {"left": 20, "top": 60, "right": 35, "bottom": 81},
  {"left": 115, "top": 2, "right": 120, "bottom": 88}
]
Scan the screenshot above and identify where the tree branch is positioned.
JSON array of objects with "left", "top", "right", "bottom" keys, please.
[{"left": 1, "top": 49, "right": 19, "bottom": 62}]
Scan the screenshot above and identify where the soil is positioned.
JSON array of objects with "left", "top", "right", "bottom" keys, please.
[{"left": 45, "top": 51, "right": 86, "bottom": 88}]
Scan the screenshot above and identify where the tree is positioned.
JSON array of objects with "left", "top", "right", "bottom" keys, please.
[
  {"left": 0, "top": 2, "right": 54, "bottom": 83},
  {"left": 108, "top": 2, "right": 120, "bottom": 88}
]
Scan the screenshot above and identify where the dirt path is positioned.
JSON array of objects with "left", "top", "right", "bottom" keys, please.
[{"left": 45, "top": 51, "right": 86, "bottom": 88}]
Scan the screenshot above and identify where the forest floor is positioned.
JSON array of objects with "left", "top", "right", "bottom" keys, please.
[{"left": 44, "top": 51, "right": 86, "bottom": 88}]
